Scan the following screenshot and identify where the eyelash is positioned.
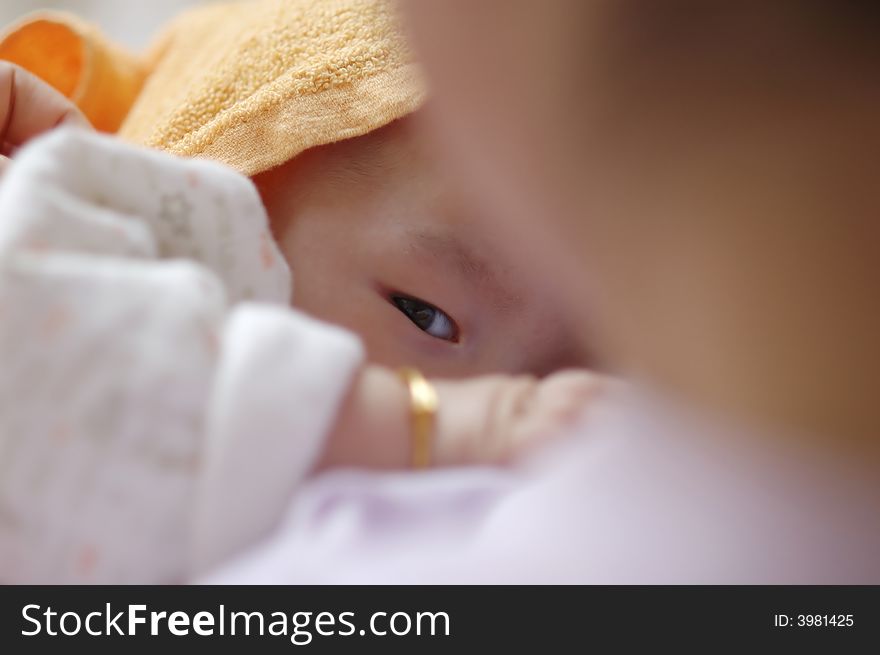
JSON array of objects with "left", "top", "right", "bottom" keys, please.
[{"left": 389, "top": 294, "right": 460, "bottom": 343}]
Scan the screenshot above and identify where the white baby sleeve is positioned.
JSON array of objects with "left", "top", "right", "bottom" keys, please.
[
  {"left": 194, "top": 305, "right": 364, "bottom": 576},
  {"left": 0, "top": 130, "right": 363, "bottom": 582},
  {"left": 0, "top": 128, "right": 291, "bottom": 306}
]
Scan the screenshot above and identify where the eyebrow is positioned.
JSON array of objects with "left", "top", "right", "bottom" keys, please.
[{"left": 406, "top": 229, "right": 521, "bottom": 312}]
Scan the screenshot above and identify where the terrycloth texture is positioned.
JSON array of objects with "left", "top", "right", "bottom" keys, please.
[
  {"left": 0, "top": 0, "right": 426, "bottom": 176},
  {"left": 0, "top": 129, "right": 364, "bottom": 582}
]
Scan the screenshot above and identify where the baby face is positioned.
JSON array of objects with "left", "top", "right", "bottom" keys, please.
[{"left": 254, "top": 118, "right": 584, "bottom": 378}]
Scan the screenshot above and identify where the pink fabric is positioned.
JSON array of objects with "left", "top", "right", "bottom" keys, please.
[{"left": 206, "top": 394, "right": 880, "bottom": 584}]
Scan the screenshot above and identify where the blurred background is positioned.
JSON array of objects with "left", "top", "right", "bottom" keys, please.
[{"left": 0, "top": 0, "right": 223, "bottom": 49}]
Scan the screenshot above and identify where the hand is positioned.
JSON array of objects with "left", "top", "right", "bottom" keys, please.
[
  {"left": 317, "top": 366, "right": 611, "bottom": 471},
  {"left": 0, "top": 62, "right": 90, "bottom": 174},
  {"left": 431, "top": 370, "right": 608, "bottom": 465}
]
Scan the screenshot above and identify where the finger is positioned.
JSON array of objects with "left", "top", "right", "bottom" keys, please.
[
  {"left": 0, "top": 62, "right": 91, "bottom": 153},
  {"left": 0, "top": 153, "right": 9, "bottom": 176}
]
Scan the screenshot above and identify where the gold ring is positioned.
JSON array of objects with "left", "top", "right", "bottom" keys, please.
[{"left": 396, "top": 367, "right": 437, "bottom": 469}]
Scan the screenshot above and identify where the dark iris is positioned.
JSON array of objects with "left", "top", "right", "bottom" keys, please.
[
  {"left": 389, "top": 294, "right": 458, "bottom": 341},
  {"left": 392, "top": 295, "right": 438, "bottom": 331}
]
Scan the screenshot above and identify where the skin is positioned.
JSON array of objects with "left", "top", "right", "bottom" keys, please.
[
  {"left": 319, "top": 366, "right": 605, "bottom": 470},
  {"left": 403, "top": 0, "right": 880, "bottom": 457},
  {"left": 254, "top": 116, "right": 603, "bottom": 469},
  {"left": 1, "top": 61, "right": 608, "bottom": 471},
  {"left": 0, "top": 63, "right": 88, "bottom": 173},
  {"left": 254, "top": 117, "right": 587, "bottom": 378}
]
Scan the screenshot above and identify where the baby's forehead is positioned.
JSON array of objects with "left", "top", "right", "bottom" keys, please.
[
  {"left": 314, "top": 118, "right": 425, "bottom": 186},
  {"left": 312, "top": 121, "right": 498, "bottom": 246}
]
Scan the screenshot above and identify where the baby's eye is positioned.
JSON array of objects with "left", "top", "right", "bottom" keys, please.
[{"left": 391, "top": 295, "right": 459, "bottom": 342}]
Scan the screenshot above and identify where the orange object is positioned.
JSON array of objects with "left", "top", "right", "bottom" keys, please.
[
  {"left": 0, "top": 12, "right": 147, "bottom": 133},
  {"left": 0, "top": 1, "right": 425, "bottom": 177}
]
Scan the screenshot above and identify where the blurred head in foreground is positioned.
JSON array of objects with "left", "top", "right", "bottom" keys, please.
[{"left": 404, "top": 0, "right": 880, "bottom": 450}]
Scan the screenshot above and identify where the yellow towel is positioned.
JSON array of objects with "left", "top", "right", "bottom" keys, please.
[{"left": 0, "top": 0, "right": 425, "bottom": 176}]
